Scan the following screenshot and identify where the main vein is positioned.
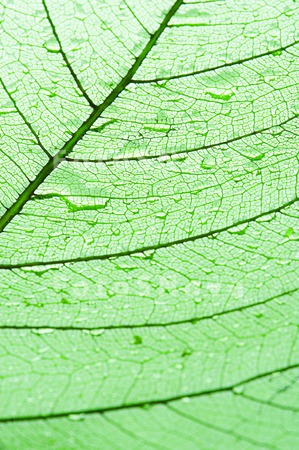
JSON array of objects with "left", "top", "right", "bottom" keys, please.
[{"left": 0, "top": 0, "right": 183, "bottom": 234}]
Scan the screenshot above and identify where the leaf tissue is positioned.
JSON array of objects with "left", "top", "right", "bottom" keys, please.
[{"left": 0, "top": 0, "right": 299, "bottom": 448}]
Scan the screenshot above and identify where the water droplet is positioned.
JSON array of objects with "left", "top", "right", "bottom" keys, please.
[
  {"left": 205, "top": 89, "right": 235, "bottom": 101},
  {"left": 284, "top": 7, "right": 294, "bottom": 16},
  {"left": 271, "top": 49, "right": 282, "bottom": 57},
  {"left": 246, "top": 151, "right": 265, "bottom": 162},
  {"left": 284, "top": 227, "right": 295, "bottom": 238},
  {"left": 244, "top": 27, "right": 259, "bottom": 39},
  {"left": 38, "top": 346, "right": 49, "bottom": 354},
  {"left": 228, "top": 223, "right": 248, "bottom": 235},
  {"left": 31, "top": 328, "right": 55, "bottom": 335},
  {"left": 142, "top": 403, "right": 152, "bottom": 410},
  {"left": 156, "top": 211, "right": 167, "bottom": 219},
  {"left": 43, "top": 38, "right": 60, "bottom": 54},
  {"left": 68, "top": 414, "right": 85, "bottom": 421},
  {"left": 133, "top": 335, "right": 142, "bottom": 345},
  {"left": 200, "top": 155, "right": 216, "bottom": 170},
  {"left": 256, "top": 214, "right": 275, "bottom": 223},
  {"left": 277, "top": 259, "right": 291, "bottom": 266},
  {"left": 181, "top": 348, "right": 192, "bottom": 357},
  {"left": 61, "top": 298, "right": 71, "bottom": 305},
  {"left": 107, "top": 289, "right": 115, "bottom": 297},
  {"left": 90, "top": 329, "right": 105, "bottom": 336},
  {"left": 233, "top": 385, "right": 245, "bottom": 395}
]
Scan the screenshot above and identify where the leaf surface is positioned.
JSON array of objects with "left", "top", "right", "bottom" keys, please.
[{"left": 1, "top": 0, "right": 299, "bottom": 448}]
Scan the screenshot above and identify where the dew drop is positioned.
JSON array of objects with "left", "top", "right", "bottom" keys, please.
[
  {"left": 133, "top": 335, "right": 142, "bottom": 345},
  {"left": 284, "top": 227, "right": 295, "bottom": 238},
  {"left": 156, "top": 211, "right": 167, "bottom": 219},
  {"left": 90, "top": 329, "right": 105, "bottom": 336},
  {"left": 68, "top": 414, "right": 85, "bottom": 421},
  {"left": 228, "top": 223, "right": 248, "bottom": 235},
  {"left": 200, "top": 155, "right": 216, "bottom": 170},
  {"left": 31, "top": 328, "right": 55, "bottom": 335},
  {"left": 205, "top": 89, "right": 235, "bottom": 101},
  {"left": 233, "top": 385, "right": 245, "bottom": 395}
]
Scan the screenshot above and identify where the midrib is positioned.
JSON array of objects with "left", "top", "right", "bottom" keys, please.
[{"left": 0, "top": 0, "right": 183, "bottom": 233}]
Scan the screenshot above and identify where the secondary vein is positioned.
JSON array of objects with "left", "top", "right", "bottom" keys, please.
[
  {"left": 0, "top": 195, "right": 297, "bottom": 269},
  {"left": 132, "top": 39, "right": 299, "bottom": 84},
  {"left": 1, "top": 363, "right": 298, "bottom": 423},
  {"left": 0, "top": 287, "right": 297, "bottom": 330},
  {"left": 41, "top": 0, "right": 96, "bottom": 109},
  {"left": 65, "top": 114, "right": 299, "bottom": 164},
  {"left": 0, "top": 78, "right": 51, "bottom": 159}
]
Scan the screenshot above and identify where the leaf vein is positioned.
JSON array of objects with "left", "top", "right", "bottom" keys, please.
[
  {"left": 1, "top": 195, "right": 297, "bottom": 269},
  {"left": 0, "top": 287, "right": 297, "bottom": 330},
  {"left": 1, "top": 363, "right": 298, "bottom": 423},
  {"left": 132, "top": 39, "right": 299, "bottom": 84},
  {"left": 0, "top": 0, "right": 184, "bottom": 233},
  {"left": 65, "top": 114, "right": 299, "bottom": 164},
  {"left": 41, "top": 0, "right": 96, "bottom": 109}
]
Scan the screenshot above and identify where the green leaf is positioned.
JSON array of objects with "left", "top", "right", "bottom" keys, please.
[{"left": 1, "top": 0, "right": 299, "bottom": 448}]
